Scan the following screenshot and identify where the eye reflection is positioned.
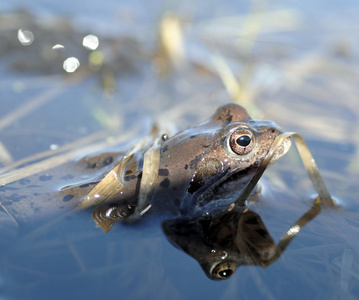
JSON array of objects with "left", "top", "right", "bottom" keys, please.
[{"left": 236, "top": 135, "right": 251, "bottom": 147}]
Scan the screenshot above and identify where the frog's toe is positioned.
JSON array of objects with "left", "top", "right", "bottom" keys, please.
[{"left": 91, "top": 203, "right": 136, "bottom": 233}]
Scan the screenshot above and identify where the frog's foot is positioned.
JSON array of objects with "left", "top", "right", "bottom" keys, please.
[
  {"left": 0, "top": 208, "right": 18, "bottom": 250},
  {"left": 91, "top": 203, "right": 136, "bottom": 233}
]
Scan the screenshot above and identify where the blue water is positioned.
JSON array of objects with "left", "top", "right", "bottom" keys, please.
[{"left": 1, "top": 0, "right": 359, "bottom": 299}]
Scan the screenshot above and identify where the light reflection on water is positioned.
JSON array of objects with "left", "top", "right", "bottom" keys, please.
[
  {"left": 63, "top": 57, "right": 80, "bottom": 73},
  {"left": 1, "top": 0, "right": 359, "bottom": 299},
  {"left": 17, "top": 28, "right": 34, "bottom": 45},
  {"left": 83, "top": 34, "right": 99, "bottom": 50}
]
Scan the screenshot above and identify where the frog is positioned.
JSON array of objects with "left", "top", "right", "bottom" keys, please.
[{"left": 0, "top": 103, "right": 291, "bottom": 237}]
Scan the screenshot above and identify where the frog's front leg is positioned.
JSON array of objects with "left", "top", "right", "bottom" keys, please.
[
  {"left": 79, "top": 137, "right": 161, "bottom": 232},
  {"left": 77, "top": 150, "right": 147, "bottom": 231}
]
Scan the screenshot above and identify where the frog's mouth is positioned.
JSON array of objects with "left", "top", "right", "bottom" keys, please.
[{"left": 196, "top": 166, "right": 257, "bottom": 209}]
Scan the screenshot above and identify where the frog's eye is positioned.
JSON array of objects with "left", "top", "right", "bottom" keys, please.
[
  {"left": 229, "top": 129, "right": 254, "bottom": 155},
  {"left": 211, "top": 261, "right": 237, "bottom": 280}
]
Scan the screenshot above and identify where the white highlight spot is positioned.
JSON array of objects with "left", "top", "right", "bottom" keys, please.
[
  {"left": 140, "top": 204, "right": 152, "bottom": 216},
  {"left": 52, "top": 44, "right": 65, "bottom": 50},
  {"left": 18, "top": 28, "right": 34, "bottom": 45},
  {"left": 287, "top": 224, "right": 300, "bottom": 236},
  {"left": 63, "top": 57, "right": 80, "bottom": 73},
  {"left": 106, "top": 207, "right": 116, "bottom": 218},
  {"left": 221, "top": 251, "right": 228, "bottom": 259},
  {"left": 50, "top": 144, "right": 59, "bottom": 150},
  {"left": 83, "top": 34, "right": 99, "bottom": 50}
]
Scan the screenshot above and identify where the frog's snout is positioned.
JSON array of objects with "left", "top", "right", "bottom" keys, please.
[{"left": 269, "top": 134, "right": 292, "bottom": 165}]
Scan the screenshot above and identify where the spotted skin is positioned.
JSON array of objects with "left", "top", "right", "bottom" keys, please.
[{"left": 0, "top": 152, "right": 123, "bottom": 227}]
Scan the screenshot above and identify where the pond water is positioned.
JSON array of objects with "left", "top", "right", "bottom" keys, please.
[{"left": 1, "top": 0, "right": 359, "bottom": 299}]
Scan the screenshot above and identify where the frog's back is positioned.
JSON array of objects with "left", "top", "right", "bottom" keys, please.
[{"left": 0, "top": 151, "right": 123, "bottom": 227}]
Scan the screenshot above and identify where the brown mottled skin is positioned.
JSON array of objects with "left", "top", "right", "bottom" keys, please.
[
  {"left": 0, "top": 103, "right": 290, "bottom": 230},
  {"left": 0, "top": 152, "right": 124, "bottom": 227}
]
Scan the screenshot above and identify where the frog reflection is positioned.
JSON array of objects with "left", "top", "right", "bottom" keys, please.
[{"left": 162, "top": 201, "right": 321, "bottom": 280}]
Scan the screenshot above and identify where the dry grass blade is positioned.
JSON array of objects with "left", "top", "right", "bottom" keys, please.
[
  {"left": 78, "top": 133, "right": 154, "bottom": 209},
  {"left": 154, "top": 13, "right": 186, "bottom": 73},
  {"left": 235, "top": 132, "right": 336, "bottom": 208},
  {"left": 0, "top": 88, "right": 61, "bottom": 131},
  {"left": 0, "top": 146, "right": 94, "bottom": 186},
  {"left": 208, "top": 0, "right": 268, "bottom": 111},
  {"left": 78, "top": 155, "right": 130, "bottom": 209},
  {"left": 0, "top": 141, "right": 13, "bottom": 165},
  {"left": 0, "top": 127, "right": 139, "bottom": 185},
  {"left": 210, "top": 50, "right": 242, "bottom": 103},
  {"left": 339, "top": 249, "right": 355, "bottom": 291},
  {"left": 0, "top": 68, "right": 89, "bottom": 132},
  {"left": 289, "top": 133, "right": 335, "bottom": 206},
  {"left": 0, "top": 67, "right": 92, "bottom": 182},
  {"left": 262, "top": 199, "right": 321, "bottom": 267},
  {"left": 80, "top": 133, "right": 162, "bottom": 231},
  {"left": 81, "top": 121, "right": 171, "bottom": 212},
  {"left": 87, "top": 138, "right": 161, "bottom": 231},
  {"left": 236, "top": 0, "right": 268, "bottom": 54},
  {"left": 0, "top": 129, "right": 109, "bottom": 176},
  {"left": 196, "top": 9, "right": 300, "bottom": 39},
  {"left": 135, "top": 138, "right": 161, "bottom": 216},
  {"left": 68, "top": 243, "right": 87, "bottom": 273},
  {"left": 160, "top": 14, "right": 185, "bottom": 67}
]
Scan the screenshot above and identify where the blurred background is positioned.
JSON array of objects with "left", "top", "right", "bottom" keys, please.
[{"left": 0, "top": 0, "right": 358, "bottom": 299}]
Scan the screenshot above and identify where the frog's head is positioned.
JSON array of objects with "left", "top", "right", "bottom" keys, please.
[
  {"left": 160, "top": 103, "right": 291, "bottom": 215},
  {"left": 162, "top": 207, "right": 276, "bottom": 281}
]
